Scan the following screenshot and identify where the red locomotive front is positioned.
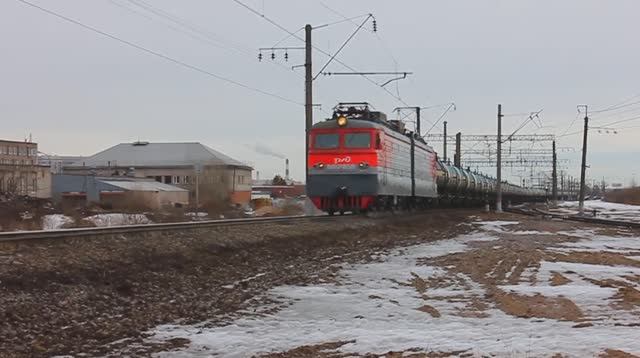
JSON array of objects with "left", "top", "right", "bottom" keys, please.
[
  {"left": 307, "top": 105, "right": 384, "bottom": 214},
  {"left": 307, "top": 102, "right": 439, "bottom": 215}
]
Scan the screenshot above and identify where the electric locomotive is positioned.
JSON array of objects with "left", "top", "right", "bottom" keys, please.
[
  {"left": 307, "top": 103, "right": 439, "bottom": 214},
  {"left": 307, "top": 102, "right": 549, "bottom": 214}
]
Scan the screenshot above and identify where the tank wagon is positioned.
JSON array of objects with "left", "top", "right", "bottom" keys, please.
[{"left": 307, "top": 103, "right": 547, "bottom": 214}]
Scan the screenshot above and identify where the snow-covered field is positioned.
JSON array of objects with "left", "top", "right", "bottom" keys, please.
[
  {"left": 557, "top": 200, "right": 640, "bottom": 223},
  {"left": 141, "top": 219, "right": 640, "bottom": 357}
]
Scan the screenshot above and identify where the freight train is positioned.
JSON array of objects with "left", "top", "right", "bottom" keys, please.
[{"left": 307, "top": 103, "right": 547, "bottom": 215}]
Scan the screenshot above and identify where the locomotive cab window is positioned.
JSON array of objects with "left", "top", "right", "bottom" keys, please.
[
  {"left": 344, "top": 133, "right": 371, "bottom": 148},
  {"left": 314, "top": 133, "right": 340, "bottom": 149}
]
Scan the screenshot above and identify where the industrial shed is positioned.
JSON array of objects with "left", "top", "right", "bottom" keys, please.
[
  {"left": 52, "top": 175, "right": 189, "bottom": 209},
  {"left": 63, "top": 142, "right": 253, "bottom": 206}
]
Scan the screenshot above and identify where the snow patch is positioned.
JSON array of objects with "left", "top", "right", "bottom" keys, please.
[
  {"left": 473, "top": 220, "right": 520, "bottom": 233},
  {"left": 83, "top": 213, "right": 152, "bottom": 227},
  {"left": 557, "top": 200, "right": 640, "bottom": 223},
  {"left": 143, "top": 230, "right": 640, "bottom": 357},
  {"left": 41, "top": 214, "right": 74, "bottom": 230}
]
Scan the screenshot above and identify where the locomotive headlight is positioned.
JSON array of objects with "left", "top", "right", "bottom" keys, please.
[
  {"left": 358, "top": 162, "right": 369, "bottom": 169},
  {"left": 315, "top": 162, "right": 325, "bottom": 169},
  {"left": 337, "top": 115, "right": 348, "bottom": 127}
]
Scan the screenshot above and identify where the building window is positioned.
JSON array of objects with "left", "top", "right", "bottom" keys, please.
[{"left": 164, "top": 176, "right": 171, "bottom": 184}]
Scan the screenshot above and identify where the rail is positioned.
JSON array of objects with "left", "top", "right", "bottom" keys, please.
[
  {"left": 0, "top": 214, "right": 347, "bottom": 243},
  {"left": 505, "top": 207, "right": 640, "bottom": 229}
]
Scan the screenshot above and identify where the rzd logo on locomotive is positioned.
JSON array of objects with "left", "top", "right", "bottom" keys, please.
[{"left": 334, "top": 156, "right": 352, "bottom": 164}]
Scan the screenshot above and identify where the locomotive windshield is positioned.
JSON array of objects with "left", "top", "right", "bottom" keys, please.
[
  {"left": 314, "top": 133, "right": 340, "bottom": 149},
  {"left": 344, "top": 133, "right": 371, "bottom": 148}
]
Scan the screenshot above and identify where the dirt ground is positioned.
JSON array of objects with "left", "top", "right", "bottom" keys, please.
[
  {"left": 0, "top": 210, "right": 473, "bottom": 357},
  {"left": 2, "top": 210, "right": 639, "bottom": 357}
]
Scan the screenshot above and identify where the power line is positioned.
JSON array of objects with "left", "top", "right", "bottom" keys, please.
[
  {"left": 313, "top": 14, "right": 371, "bottom": 30},
  {"left": 504, "top": 110, "right": 543, "bottom": 142},
  {"left": 590, "top": 105, "right": 640, "bottom": 122},
  {"left": 560, "top": 112, "right": 582, "bottom": 137},
  {"left": 125, "top": 0, "right": 248, "bottom": 54},
  {"left": 590, "top": 94, "right": 640, "bottom": 114},
  {"left": 15, "top": 0, "right": 303, "bottom": 106},
  {"left": 314, "top": 14, "right": 373, "bottom": 80},
  {"left": 602, "top": 114, "right": 640, "bottom": 128},
  {"left": 317, "top": 1, "right": 406, "bottom": 101},
  {"left": 116, "top": 0, "right": 304, "bottom": 77},
  {"left": 111, "top": 0, "right": 244, "bottom": 54},
  {"left": 231, "top": 0, "right": 411, "bottom": 106}
]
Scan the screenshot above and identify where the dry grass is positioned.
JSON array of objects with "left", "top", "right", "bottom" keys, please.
[{"left": 605, "top": 187, "right": 640, "bottom": 205}]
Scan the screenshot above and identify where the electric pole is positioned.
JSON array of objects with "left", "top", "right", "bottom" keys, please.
[
  {"left": 443, "top": 121, "right": 448, "bottom": 162},
  {"left": 496, "top": 104, "right": 503, "bottom": 212},
  {"left": 454, "top": 132, "right": 462, "bottom": 168},
  {"left": 552, "top": 140, "right": 558, "bottom": 205},
  {"left": 304, "top": 24, "right": 313, "bottom": 188},
  {"left": 561, "top": 171, "right": 565, "bottom": 200},
  {"left": 578, "top": 105, "right": 588, "bottom": 215},
  {"left": 416, "top": 107, "right": 421, "bottom": 136},
  {"left": 393, "top": 106, "right": 421, "bottom": 135}
]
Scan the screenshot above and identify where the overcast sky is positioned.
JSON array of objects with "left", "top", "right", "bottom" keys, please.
[{"left": 2, "top": 0, "right": 639, "bottom": 186}]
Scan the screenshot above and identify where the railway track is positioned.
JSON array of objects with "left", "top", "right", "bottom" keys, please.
[
  {"left": 506, "top": 206, "right": 640, "bottom": 229},
  {"left": 0, "top": 214, "right": 352, "bottom": 243}
]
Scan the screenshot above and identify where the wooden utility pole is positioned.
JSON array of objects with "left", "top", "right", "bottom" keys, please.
[
  {"left": 496, "top": 104, "right": 503, "bottom": 213},
  {"left": 304, "top": 24, "right": 313, "bottom": 189},
  {"left": 552, "top": 140, "right": 558, "bottom": 204},
  {"left": 443, "top": 121, "right": 448, "bottom": 162},
  {"left": 578, "top": 105, "right": 588, "bottom": 215}
]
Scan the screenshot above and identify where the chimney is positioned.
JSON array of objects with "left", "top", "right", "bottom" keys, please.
[
  {"left": 256, "top": 171, "right": 260, "bottom": 181},
  {"left": 285, "top": 158, "right": 290, "bottom": 181}
]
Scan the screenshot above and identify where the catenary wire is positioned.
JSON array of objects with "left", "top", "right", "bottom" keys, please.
[
  {"left": 110, "top": 0, "right": 339, "bottom": 117},
  {"left": 231, "top": 0, "right": 411, "bottom": 106},
  {"left": 317, "top": 1, "right": 406, "bottom": 102},
  {"left": 15, "top": 0, "right": 303, "bottom": 106}
]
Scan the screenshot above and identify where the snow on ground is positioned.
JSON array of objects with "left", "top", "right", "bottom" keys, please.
[
  {"left": 83, "top": 213, "right": 152, "bottom": 227},
  {"left": 473, "top": 220, "right": 552, "bottom": 236},
  {"left": 472, "top": 220, "right": 519, "bottom": 233},
  {"left": 141, "top": 220, "right": 640, "bottom": 357},
  {"left": 41, "top": 214, "right": 74, "bottom": 230},
  {"left": 185, "top": 212, "right": 209, "bottom": 221},
  {"left": 499, "top": 232, "right": 640, "bottom": 325},
  {"left": 557, "top": 200, "right": 640, "bottom": 223},
  {"left": 552, "top": 234, "right": 640, "bottom": 254}
]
